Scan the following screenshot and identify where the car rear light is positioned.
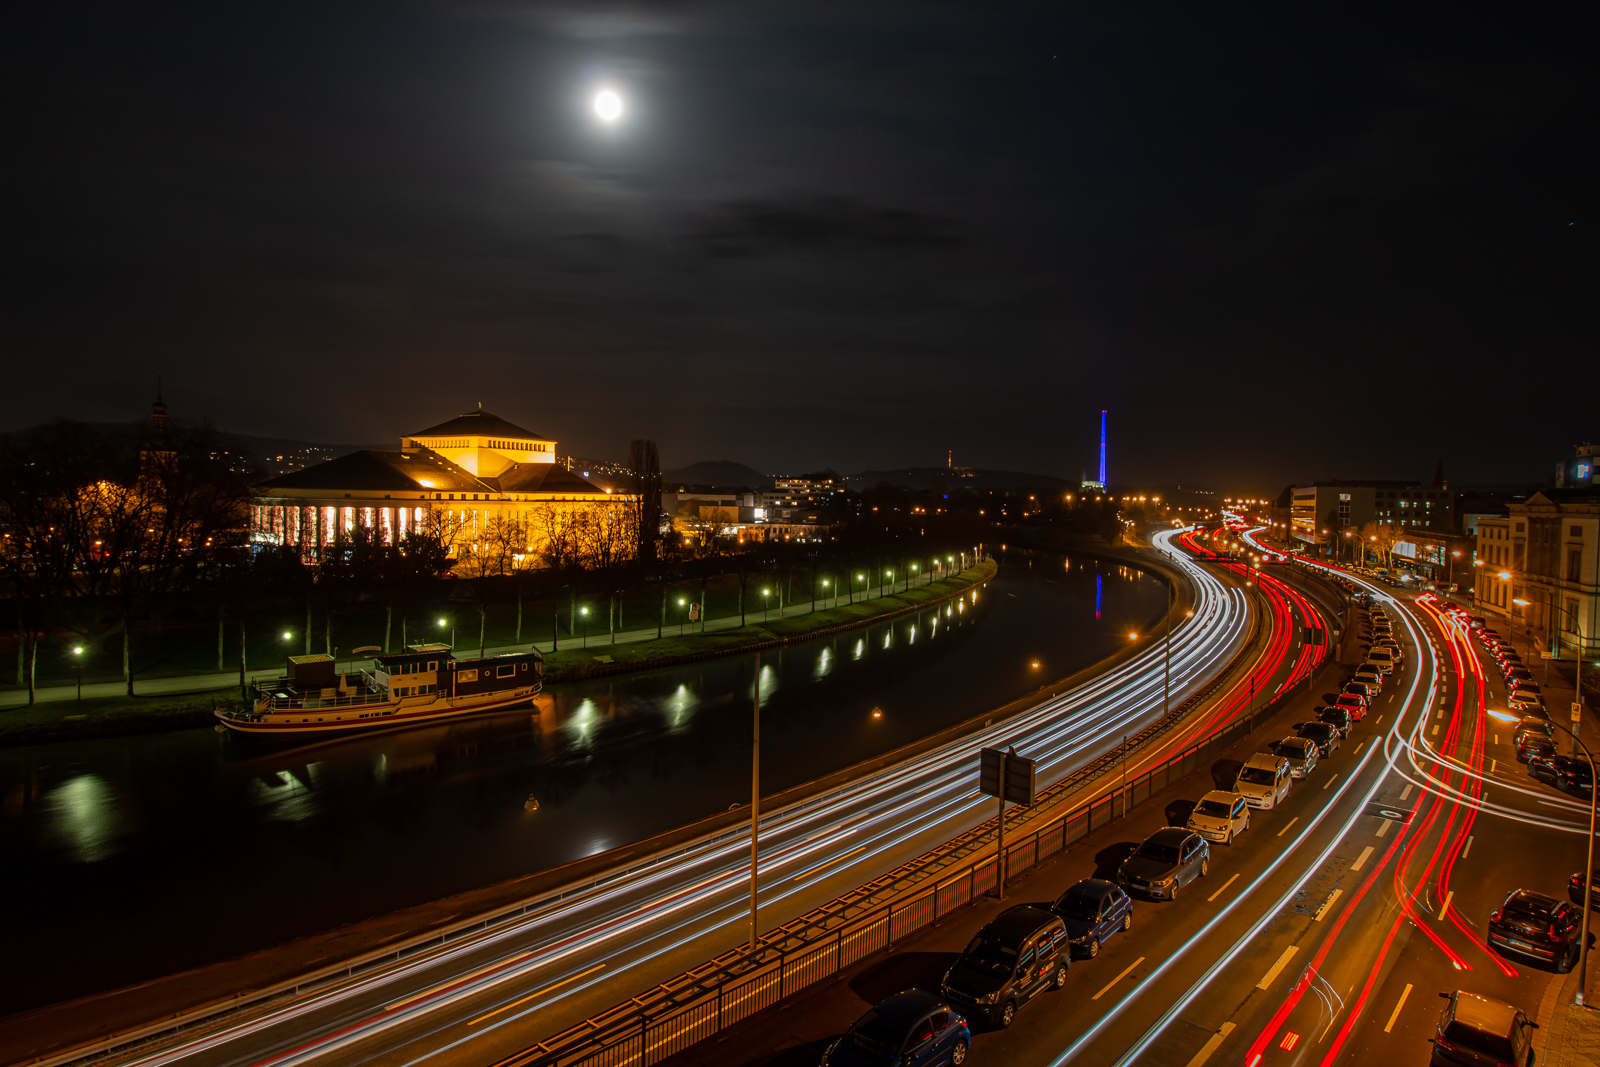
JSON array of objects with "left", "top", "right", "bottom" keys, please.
[
  {"left": 1550, "top": 924, "right": 1565, "bottom": 942},
  {"left": 1490, "top": 910, "right": 1502, "bottom": 924}
]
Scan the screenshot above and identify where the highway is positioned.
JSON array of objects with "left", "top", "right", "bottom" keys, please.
[
  {"left": 39, "top": 530, "right": 1254, "bottom": 1067},
  {"left": 652, "top": 521, "right": 1594, "bottom": 1067}
]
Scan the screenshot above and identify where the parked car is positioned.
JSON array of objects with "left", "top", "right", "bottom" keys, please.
[
  {"left": 1366, "top": 648, "right": 1396, "bottom": 674},
  {"left": 1353, "top": 668, "right": 1383, "bottom": 692},
  {"left": 822, "top": 989, "right": 971, "bottom": 1067},
  {"left": 1186, "top": 790, "right": 1251, "bottom": 844},
  {"left": 1468, "top": 615, "right": 1486, "bottom": 629},
  {"left": 940, "top": 905, "right": 1068, "bottom": 1029},
  {"left": 1508, "top": 690, "right": 1547, "bottom": 716},
  {"left": 1430, "top": 990, "right": 1536, "bottom": 1067},
  {"left": 1295, "top": 720, "right": 1341, "bottom": 757},
  {"left": 1567, "top": 870, "right": 1600, "bottom": 909},
  {"left": 1234, "top": 752, "right": 1293, "bottom": 809},
  {"left": 1343, "top": 679, "right": 1376, "bottom": 702},
  {"left": 1514, "top": 719, "right": 1554, "bottom": 746},
  {"left": 1316, "top": 705, "right": 1353, "bottom": 737},
  {"left": 1516, "top": 734, "right": 1556, "bottom": 764},
  {"left": 1050, "top": 879, "right": 1133, "bottom": 959},
  {"left": 1333, "top": 692, "right": 1368, "bottom": 721},
  {"left": 1529, "top": 755, "right": 1593, "bottom": 794},
  {"left": 1505, "top": 667, "right": 1534, "bottom": 687},
  {"left": 1116, "top": 827, "right": 1210, "bottom": 900},
  {"left": 1487, "top": 890, "right": 1581, "bottom": 971},
  {"left": 1272, "top": 736, "right": 1319, "bottom": 778}
]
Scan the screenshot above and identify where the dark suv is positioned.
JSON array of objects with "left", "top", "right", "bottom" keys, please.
[
  {"left": 1487, "top": 890, "right": 1580, "bottom": 971},
  {"left": 940, "top": 905, "right": 1068, "bottom": 1029},
  {"left": 822, "top": 989, "right": 971, "bottom": 1067},
  {"left": 1050, "top": 879, "right": 1134, "bottom": 958},
  {"left": 1431, "top": 990, "right": 1535, "bottom": 1066}
]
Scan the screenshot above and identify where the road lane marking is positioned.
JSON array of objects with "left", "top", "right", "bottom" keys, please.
[
  {"left": 386, "top": 952, "right": 533, "bottom": 1011},
  {"left": 1315, "top": 889, "right": 1343, "bottom": 922},
  {"left": 1352, "top": 846, "right": 1375, "bottom": 871},
  {"left": 1353, "top": 742, "right": 1364, "bottom": 755},
  {"left": 1323, "top": 774, "right": 1340, "bottom": 791},
  {"left": 1439, "top": 890, "right": 1453, "bottom": 920},
  {"left": 1384, "top": 983, "right": 1414, "bottom": 1032},
  {"left": 1208, "top": 873, "right": 1240, "bottom": 902},
  {"left": 793, "top": 845, "right": 868, "bottom": 881},
  {"left": 1376, "top": 820, "right": 1390, "bottom": 838},
  {"left": 1092, "top": 957, "right": 1145, "bottom": 1001},
  {"left": 1431, "top": 725, "right": 1440, "bottom": 736},
  {"left": 1277, "top": 817, "right": 1299, "bottom": 837},
  {"left": 1495, "top": 734, "right": 1500, "bottom": 745},
  {"left": 1401, "top": 784, "right": 1413, "bottom": 800},
  {"left": 468, "top": 963, "right": 607, "bottom": 1025},
  {"left": 1182, "top": 1021, "right": 1236, "bottom": 1067},
  {"left": 1374, "top": 714, "right": 1383, "bottom": 725},
  {"left": 1256, "top": 945, "right": 1299, "bottom": 990},
  {"left": 1463, "top": 835, "right": 1473, "bottom": 858},
  {"left": 1490, "top": 759, "right": 1497, "bottom": 772}
]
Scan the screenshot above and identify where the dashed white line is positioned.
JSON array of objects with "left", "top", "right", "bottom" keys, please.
[
  {"left": 1277, "top": 817, "right": 1299, "bottom": 837},
  {"left": 1316, "top": 889, "right": 1343, "bottom": 922},
  {"left": 1384, "top": 983, "right": 1414, "bottom": 1033},
  {"left": 1207, "top": 873, "right": 1240, "bottom": 903},
  {"left": 1182, "top": 1021, "right": 1236, "bottom": 1067},
  {"left": 1256, "top": 945, "right": 1299, "bottom": 990},
  {"left": 1093, "top": 957, "right": 1146, "bottom": 1001},
  {"left": 1352, "top": 846, "right": 1375, "bottom": 871}
]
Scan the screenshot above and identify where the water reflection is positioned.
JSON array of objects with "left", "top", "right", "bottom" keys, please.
[{"left": 0, "top": 552, "right": 1165, "bottom": 1011}]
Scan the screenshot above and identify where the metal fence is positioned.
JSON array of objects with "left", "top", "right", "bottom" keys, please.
[{"left": 500, "top": 691, "right": 1303, "bottom": 1067}]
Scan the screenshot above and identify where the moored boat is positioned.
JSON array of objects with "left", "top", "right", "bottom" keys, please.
[{"left": 215, "top": 643, "right": 542, "bottom": 736}]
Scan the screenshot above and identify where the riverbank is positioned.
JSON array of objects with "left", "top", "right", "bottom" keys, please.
[
  {"left": 0, "top": 560, "right": 996, "bottom": 747},
  {"left": 540, "top": 558, "right": 996, "bottom": 681}
]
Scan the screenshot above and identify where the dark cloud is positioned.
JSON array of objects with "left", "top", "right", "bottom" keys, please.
[{"left": 684, "top": 198, "right": 962, "bottom": 259}]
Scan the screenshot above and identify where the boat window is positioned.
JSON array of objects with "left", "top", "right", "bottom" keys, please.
[
  {"left": 428, "top": 662, "right": 437, "bottom": 671},
  {"left": 497, "top": 664, "right": 517, "bottom": 679}
]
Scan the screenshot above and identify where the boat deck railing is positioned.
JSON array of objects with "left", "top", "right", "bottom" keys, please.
[{"left": 251, "top": 670, "right": 391, "bottom": 713}]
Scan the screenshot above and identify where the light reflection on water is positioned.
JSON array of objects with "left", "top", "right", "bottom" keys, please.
[{"left": 0, "top": 552, "right": 1167, "bottom": 1012}]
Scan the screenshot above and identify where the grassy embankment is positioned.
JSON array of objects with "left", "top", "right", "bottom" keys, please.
[{"left": 0, "top": 560, "right": 996, "bottom": 746}]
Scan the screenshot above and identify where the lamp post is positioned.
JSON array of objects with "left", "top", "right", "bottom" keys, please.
[
  {"left": 1490, "top": 707, "right": 1594, "bottom": 1000},
  {"left": 818, "top": 578, "right": 829, "bottom": 613},
  {"left": 580, "top": 605, "right": 590, "bottom": 648},
  {"left": 761, "top": 588, "right": 771, "bottom": 621},
  {"left": 677, "top": 597, "right": 687, "bottom": 635},
  {"left": 438, "top": 617, "right": 453, "bottom": 649},
  {"left": 71, "top": 646, "right": 84, "bottom": 701}
]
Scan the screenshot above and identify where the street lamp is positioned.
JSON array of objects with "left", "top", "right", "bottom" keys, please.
[
  {"left": 438, "top": 617, "right": 453, "bottom": 648},
  {"left": 580, "top": 605, "right": 590, "bottom": 648},
  {"left": 678, "top": 597, "right": 687, "bottom": 636},
  {"left": 71, "top": 645, "right": 84, "bottom": 702},
  {"left": 1490, "top": 707, "right": 1595, "bottom": 1000},
  {"left": 761, "top": 588, "right": 771, "bottom": 620}
]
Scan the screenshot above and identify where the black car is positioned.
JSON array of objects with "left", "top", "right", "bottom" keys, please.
[
  {"left": 1431, "top": 990, "right": 1536, "bottom": 1067},
  {"left": 1568, "top": 870, "right": 1600, "bottom": 909},
  {"left": 940, "top": 905, "right": 1068, "bottom": 1029},
  {"left": 822, "top": 989, "right": 971, "bottom": 1067},
  {"left": 1316, "top": 705, "right": 1353, "bottom": 738},
  {"left": 1513, "top": 720, "right": 1554, "bottom": 747},
  {"left": 1294, "top": 720, "right": 1341, "bottom": 756},
  {"left": 1487, "top": 890, "right": 1580, "bottom": 971},
  {"left": 1116, "top": 827, "right": 1210, "bottom": 900},
  {"left": 1515, "top": 734, "right": 1556, "bottom": 765},
  {"left": 1050, "top": 879, "right": 1133, "bottom": 959},
  {"left": 1529, "top": 755, "right": 1593, "bottom": 794}
]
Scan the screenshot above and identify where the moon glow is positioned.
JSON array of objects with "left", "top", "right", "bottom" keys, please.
[{"left": 593, "top": 89, "right": 623, "bottom": 122}]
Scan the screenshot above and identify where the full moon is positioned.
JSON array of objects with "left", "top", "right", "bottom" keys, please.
[{"left": 593, "top": 89, "right": 623, "bottom": 122}]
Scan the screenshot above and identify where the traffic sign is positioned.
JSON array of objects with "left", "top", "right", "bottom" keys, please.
[
  {"left": 980, "top": 746, "right": 1036, "bottom": 806},
  {"left": 1574, "top": 702, "right": 1584, "bottom": 723}
]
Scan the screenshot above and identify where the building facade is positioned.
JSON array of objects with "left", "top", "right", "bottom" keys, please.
[{"left": 249, "top": 409, "right": 634, "bottom": 564}]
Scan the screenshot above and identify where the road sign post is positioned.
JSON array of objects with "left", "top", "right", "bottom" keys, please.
[{"left": 980, "top": 746, "right": 1036, "bottom": 899}]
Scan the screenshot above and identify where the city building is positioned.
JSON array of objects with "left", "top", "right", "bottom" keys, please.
[
  {"left": 1290, "top": 475, "right": 1458, "bottom": 554},
  {"left": 1474, "top": 444, "right": 1599, "bottom": 659},
  {"left": 248, "top": 408, "right": 632, "bottom": 560}
]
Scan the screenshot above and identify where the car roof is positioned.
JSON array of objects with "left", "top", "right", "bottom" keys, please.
[
  {"left": 1061, "top": 878, "right": 1119, "bottom": 900},
  {"left": 1244, "top": 752, "right": 1286, "bottom": 769},
  {"left": 1200, "top": 789, "right": 1242, "bottom": 804},
  {"left": 1145, "top": 826, "right": 1196, "bottom": 846},
  {"left": 980, "top": 904, "right": 1063, "bottom": 943},
  {"left": 1506, "top": 890, "right": 1562, "bottom": 912},
  {"left": 1276, "top": 736, "right": 1312, "bottom": 750},
  {"left": 1450, "top": 991, "right": 1519, "bottom": 1033},
  {"left": 872, "top": 988, "right": 943, "bottom": 1021}
]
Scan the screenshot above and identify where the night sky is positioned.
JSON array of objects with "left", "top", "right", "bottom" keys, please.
[{"left": 4, "top": 4, "right": 1592, "bottom": 486}]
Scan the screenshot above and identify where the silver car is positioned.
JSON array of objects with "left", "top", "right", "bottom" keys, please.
[{"left": 1272, "top": 736, "right": 1319, "bottom": 778}]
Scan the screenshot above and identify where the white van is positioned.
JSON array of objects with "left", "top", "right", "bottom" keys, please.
[
  {"left": 1235, "top": 752, "right": 1293, "bottom": 810},
  {"left": 1366, "top": 647, "right": 1396, "bottom": 674}
]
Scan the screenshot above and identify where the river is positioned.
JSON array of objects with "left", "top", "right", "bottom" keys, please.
[{"left": 0, "top": 551, "right": 1165, "bottom": 1010}]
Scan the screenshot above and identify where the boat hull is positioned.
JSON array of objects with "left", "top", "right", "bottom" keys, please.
[{"left": 215, "top": 685, "right": 541, "bottom": 737}]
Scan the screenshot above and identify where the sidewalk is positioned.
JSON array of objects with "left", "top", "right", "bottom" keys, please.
[
  {"left": 0, "top": 571, "right": 959, "bottom": 708},
  {"left": 1535, "top": 963, "right": 1600, "bottom": 1066}
]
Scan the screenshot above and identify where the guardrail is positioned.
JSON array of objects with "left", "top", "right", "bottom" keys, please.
[
  {"left": 498, "top": 654, "right": 1326, "bottom": 1067},
  {"left": 495, "top": 559, "right": 1292, "bottom": 1067}
]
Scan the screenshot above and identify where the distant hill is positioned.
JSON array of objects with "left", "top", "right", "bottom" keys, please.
[
  {"left": 1, "top": 420, "right": 375, "bottom": 478},
  {"left": 846, "top": 467, "right": 1073, "bottom": 491},
  {"left": 664, "top": 460, "right": 771, "bottom": 488}
]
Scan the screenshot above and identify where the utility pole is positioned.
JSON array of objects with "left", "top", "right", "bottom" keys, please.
[
  {"left": 995, "top": 748, "right": 1008, "bottom": 901},
  {"left": 749, "top": 651, "right": 761, "bottom": 951}
]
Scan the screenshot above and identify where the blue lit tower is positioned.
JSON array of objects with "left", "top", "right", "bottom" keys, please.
[{"left": 1098, "top": 410, "right": 1108, "bottom": 486}]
